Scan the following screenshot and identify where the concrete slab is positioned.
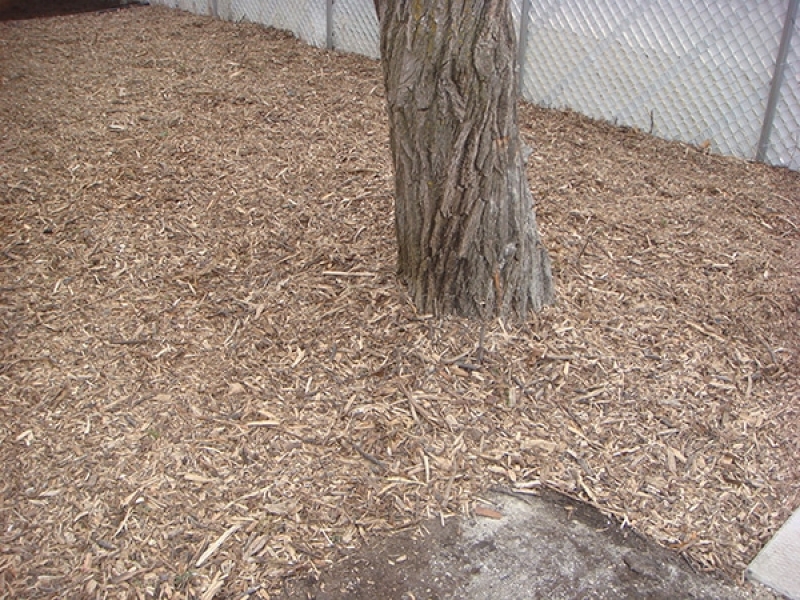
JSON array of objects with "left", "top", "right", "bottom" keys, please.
[
  {"left": 283, "top": 489, "right": 778, "bottom": 599},
  {"left": 747, "top": 507, "right": 800, "bottom": 600}
]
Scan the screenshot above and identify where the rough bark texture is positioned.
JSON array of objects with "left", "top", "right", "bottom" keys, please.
[{"left": 376, "top": 0, "right": 553, "bottom": 320}]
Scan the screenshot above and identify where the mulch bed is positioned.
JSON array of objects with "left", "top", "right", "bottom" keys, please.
[{"left": 1, "top": 5, "right": 798, "bottom": 598}]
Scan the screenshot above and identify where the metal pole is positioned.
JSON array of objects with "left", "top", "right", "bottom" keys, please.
[
  {"left": 326, "top": 0, "right": 334, "bottom": 50},
  {"left": 756, "top": 0, "right": 799, "bottom": 162},
  {"left": 517, "top": 0, "right": 532, "bottom": 91}
]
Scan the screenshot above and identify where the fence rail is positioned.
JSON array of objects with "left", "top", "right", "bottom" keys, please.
[{"left": 152, "top": 0, "right": 800, "bottom": 172}]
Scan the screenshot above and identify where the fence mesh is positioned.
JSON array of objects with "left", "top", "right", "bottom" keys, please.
[
  {"left": 332, "top": 0, "right": 380, "bottom": 59},
  {"left": 150, "top": 0, "right": 799, "bottom": 171},
  {"left": 232, "top": 0, "right": 327, "bottom": 49},
  {"left": 768, "top": 16, "right": 800, "bottom": 168},
  {"left": 517, "top": 0, "right": 787, "bottom": 163}
]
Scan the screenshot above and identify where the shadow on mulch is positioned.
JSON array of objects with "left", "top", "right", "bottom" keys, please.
[{"left": 0, "top": 0, "right": 147, "bottom": 21}]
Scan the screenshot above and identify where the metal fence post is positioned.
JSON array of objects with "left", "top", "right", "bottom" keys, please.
[
  {"left": 756, "top": 0, "right": 799, "bottom": 162},
  {"left": 517, "top": 0, "right": 532, "bottom": 91},
  {"left": 326, "top": 0, "right": 334, "bottom": 50}
]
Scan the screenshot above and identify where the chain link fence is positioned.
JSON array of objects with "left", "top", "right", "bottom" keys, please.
[{"left": 150, "top": 0, "right": 799, "bottom": 172}]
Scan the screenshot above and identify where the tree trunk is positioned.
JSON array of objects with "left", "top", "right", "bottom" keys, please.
[{"left": 376, "top": 0, "right": 553, "bottom": 320}]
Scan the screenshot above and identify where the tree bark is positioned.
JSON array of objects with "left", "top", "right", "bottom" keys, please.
[{"left": 375, "top": 0, "right": 554, "bottom": 320}]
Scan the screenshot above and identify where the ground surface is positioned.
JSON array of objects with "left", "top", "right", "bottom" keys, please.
[{"left": 0, "top": 5, "right": 798, "bottom": 600}]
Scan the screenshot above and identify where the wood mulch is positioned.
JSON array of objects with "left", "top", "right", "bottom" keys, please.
[{"left": 1, "top": 5, "right": 798, "bottom": 599}]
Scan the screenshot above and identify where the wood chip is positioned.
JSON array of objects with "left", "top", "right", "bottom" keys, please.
[
  {"left": 196, "top": 524, "right": 243, "bottom": 568},
  {"left": 474, "top": 506, "right": 504, "bottom": 519}
]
